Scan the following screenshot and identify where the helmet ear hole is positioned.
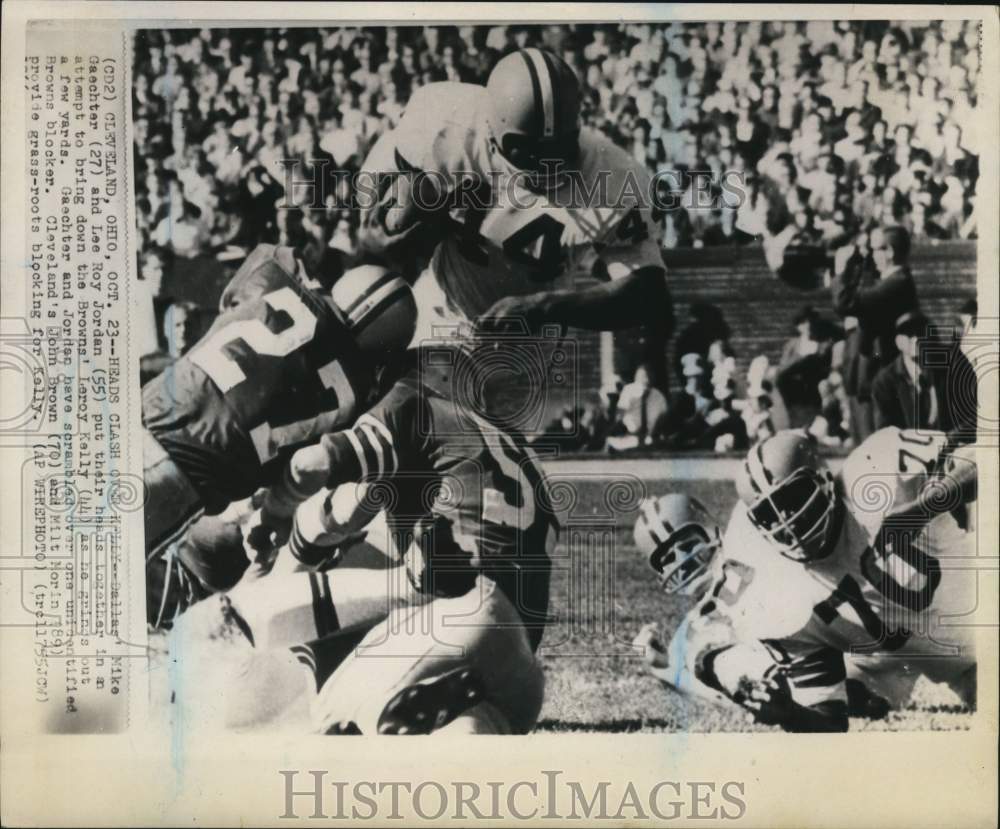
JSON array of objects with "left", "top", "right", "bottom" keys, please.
[{"left": 649, "top": 543, "right": 674, "bottom": 575}]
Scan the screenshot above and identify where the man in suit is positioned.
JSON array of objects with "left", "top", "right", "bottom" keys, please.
[
  {"left": 872, "top": 311, "right": 977, "bottom": 435},
  {"left": 832, "top": 225, "right": 918, "bottom": 444}
]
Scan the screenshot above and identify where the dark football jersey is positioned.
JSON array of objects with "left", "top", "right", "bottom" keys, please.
[
  {"left": 317, "top": 374, "right": 558, "bottom": 647},
  {"left": 143, "top": 246, "right": 373, "bottom": 509}
]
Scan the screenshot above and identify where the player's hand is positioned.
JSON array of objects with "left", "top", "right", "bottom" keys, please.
[
  {"left": 243, "top": 507, "right": 292, "bottom": 573},
  {"left": 475, "top": 294, "right": 549, "bottom": 335},
  {"left": 736, "top": 669, "right": 795, "bottom": 726},
  {"left": 633, "top": 623, "right": 670, "bottom": 670}
]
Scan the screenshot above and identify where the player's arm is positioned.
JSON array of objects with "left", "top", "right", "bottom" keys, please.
[
  {"left": 478, "top": 206, "right": 669, "bottom": 333},
  {"left": 487, "top": 266, "right": 669, "bottom": 332},
  {"left": 634, "top": 612, "right": 849, "bottom": 732},
  {"left": 354, "top": 113, "right": 450, "bottom": 276},
  {"left": 254, "top": 383, "right": 424, "bottom": 558},
  {"left": 700, "top": 641, "right": 849, "bottom": 733},
  {"left": 633, "top": 614, "right": 739, "bottom": 709}
]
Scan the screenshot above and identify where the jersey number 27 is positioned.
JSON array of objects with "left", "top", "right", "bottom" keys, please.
[{"left": 189, "top": 287, "right": 316, "bottom": 393}]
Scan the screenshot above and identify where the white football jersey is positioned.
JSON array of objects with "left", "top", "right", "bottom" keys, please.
[
  {"left": 664, "top": 428, "right": 977, "bottom": 714},
  {"left": 362, "top": 82, "right": 664, "bottom": 323},
  {"left": 713, "top": 428, "right": 975, "bottom": 656}
]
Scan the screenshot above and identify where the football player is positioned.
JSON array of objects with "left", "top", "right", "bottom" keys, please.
[
  {"left": 182, "top": 348, "right": 559, "bottom": 734},
  {"left": 354, "top": 48, "right": 670, "bottom": 345},
  {"left": 142, "top": 244, "right": 417, "bottom": 628},
  {"left": 633, "top": 429, "right": 979, "bottom": 730},
  {"left": 632, "top": 493, "right": 854, "bottom": 732}
]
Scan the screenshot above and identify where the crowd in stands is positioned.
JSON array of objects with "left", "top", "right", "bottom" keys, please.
[
  {"left": 133, "top": 21, "right": 981, "bottom": 452},
  {"left": 544, "top": 281, "right": 977, "bottom": 454}
]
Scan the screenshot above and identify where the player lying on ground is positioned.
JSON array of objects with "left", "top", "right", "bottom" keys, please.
[
  {"left": 141, "top": 244, "right": 417, "bottom": 628},
  {"left": 631, "top": 493, "right": 855, "bottom": 732},
  {"left": 632, "top": 428, "right": 979, "bottom": 731},
  {"left": 172, "top": 350, "right": 559, "bottom": 735},
  {"left": 355, "top": 48, "right": 670, "bottom": 349}
]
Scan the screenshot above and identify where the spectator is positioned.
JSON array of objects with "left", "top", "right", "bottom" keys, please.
[
  {"left": 776, "top": 306, "right": 835, "bottom": 426},
  {"left": 956, "top": 298, "right": 979, "bottom": 365},
  {"left": 673, "top": 303, "right": 731, "bottom": 381},
  {"left": 662, "top": 354, "right": 716, "bottom": 449},
  {"left": 832, "top": 224, "right": 918, "bottom": 443},
  {"left": 139, "top": 299, "right": 201, "bottom": 386},
  {"left": 607, "top": 364, "right": 669, "bottom": 451},
  {"left": 809, "top": 373, "right": 851, "bottom": 446},
  {"left": 132, "top": 23, "right": 982, "bottom": 261},
  {"left": 163, "top": 301, "right": 199, "bottom": 359},
  {"left": 871, "top": 311, "right": 971, "bottom": 433},
  {"left": 137, "top": 247, "right": 170, "bottom": 359},
  {"left": 740, "top": 368, "right": 777, "bottom": 445},
  {"left": 703, "top": 379, "right": 749, "bottom": 452},
  {"left": 153, "top": 198, "right": 212, "bottom": 258}
]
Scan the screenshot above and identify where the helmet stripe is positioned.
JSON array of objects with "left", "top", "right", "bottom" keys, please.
[
  {"left": 349, "top": 282, "right": 411, "bottom": 342},
  {"left": 518, "top": 50, "right": 545, "bottom": 137},
  {"left": 346, "top": 276, "right": 409, "bottom": 328},
  {"left": 756, "top": 442, "right": 774, "bottom": 485},
  {"left": 538, "top": 48, "right": 562, "bottom": 129},
  {"left": 524, "top": 48, "right": 555, "bottom": 137},
  {"left": 744, "top": 441, "right": 772, "bottom": 494},
  {"left": 339, "top": 270, "right": 400, "bottom": 319},
  {"left": 640, "top": 499, "right": 667, "bottom": 543}
]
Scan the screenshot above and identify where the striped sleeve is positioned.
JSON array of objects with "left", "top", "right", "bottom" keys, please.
[
  {"left": 316, "top": 411, "right": 399, "bottom": 485},
  {"left": 316, "top": 381, "right": 423, "bottom": 487},
  {"left": 778, "top": 643, "right": 848, "bottom": 711},
  {"left": 349, "top": 413, "right": 401, "bottom": 478}
]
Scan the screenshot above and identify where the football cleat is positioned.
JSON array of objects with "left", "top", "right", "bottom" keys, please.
[
  {"left": 376, "top": 667, "right": 486, "bottom": 735},
  {"left": 331, "top": 264, "right": 417, "bottom": 354},
  {"left": 485, "top": 48, "right": 581, "bottom": 181},
  {"left": 735, "top": 432, "right": 839, "bottom": 562},
  {"left": 633, "top": 494, "right": 720, "bottom": 595}
]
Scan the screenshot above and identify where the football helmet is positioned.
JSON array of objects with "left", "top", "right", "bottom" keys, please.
[
  {"left": 331, "top": 264, "right": 417, "bottom": 354},
  {"left": 634, "top": 493, "right": 720, "bottom": 594},
  {"left": 485, "top": 48, "right": 581, "bottom": 181},
  {"left": 735, "top": 432, "right": 838, "bottom": 562}
]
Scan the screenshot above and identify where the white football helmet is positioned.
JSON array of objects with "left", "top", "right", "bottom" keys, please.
[
  {"left": 634, "top": 493, "right": 720, "bottom": 595},
  {"left": 735, "top": 432, "right": 838, "bottom": 562}
]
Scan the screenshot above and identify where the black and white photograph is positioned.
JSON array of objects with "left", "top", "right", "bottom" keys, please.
[
  {"left": 1, "top": 4, "right": 997, "bottom": 827},
  {"left": 132, "top": 18, "right": 984, "bottom": 735}
]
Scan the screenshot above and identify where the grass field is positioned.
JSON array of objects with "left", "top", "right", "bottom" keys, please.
[{"left": 531, "top": 458, "right": 973, "bottom": 733}]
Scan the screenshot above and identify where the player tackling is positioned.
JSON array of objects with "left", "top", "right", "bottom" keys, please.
[{"left": 141, "top": 244, "right": 416, "bottom": 628}]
